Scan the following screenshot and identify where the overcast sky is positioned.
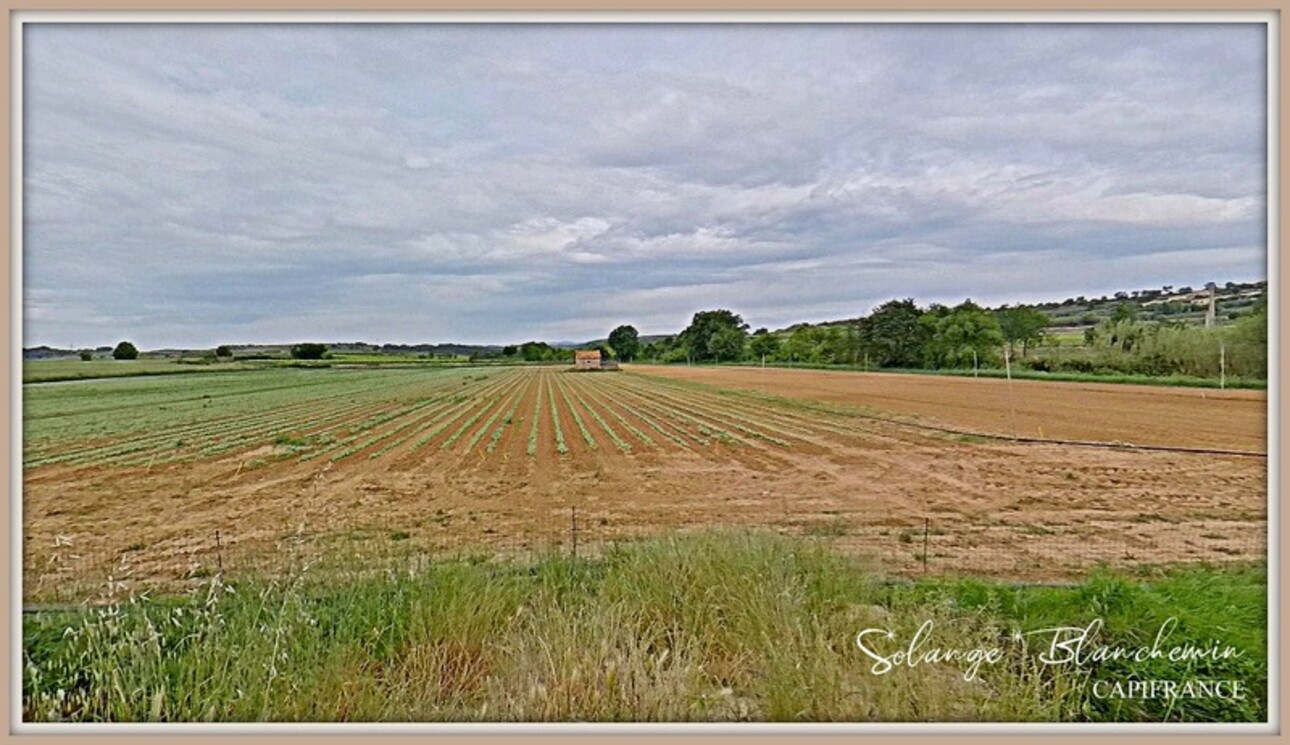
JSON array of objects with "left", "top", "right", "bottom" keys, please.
[{"left": 23, "top": 22, "right": 1267, "bottom": 349}]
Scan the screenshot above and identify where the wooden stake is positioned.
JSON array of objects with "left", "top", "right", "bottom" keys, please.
[
  {"left": 922, "top": 518, "right": 929, "bottom": 572},
  {"left": 1004, "top": 346, "right": 1019, "bottom": 437},
  {"left": 570, "top": 506, "right": 578, "bottom": 561}
]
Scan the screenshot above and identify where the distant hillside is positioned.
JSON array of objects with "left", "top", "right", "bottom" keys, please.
[{"left": 777, "top": 279, "right": 1267, "bottom": 336}]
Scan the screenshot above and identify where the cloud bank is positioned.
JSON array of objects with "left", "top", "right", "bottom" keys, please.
[{"left": 23, "top": 23, "right": 1267, "bottom": 348}]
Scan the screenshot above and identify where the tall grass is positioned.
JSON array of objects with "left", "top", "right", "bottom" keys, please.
[{"left": 23, "top": 531, "right": 1265, "bottom": 723}]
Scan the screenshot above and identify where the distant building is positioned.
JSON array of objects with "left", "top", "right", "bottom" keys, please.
[{"left": 574, "top": 349, "right": 602, "bottom": 370}]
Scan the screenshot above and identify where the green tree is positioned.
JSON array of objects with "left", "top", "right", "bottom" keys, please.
[
  {"left": 817, "top": 325, "right": 861, "bottom": 364},
  {"left": 502, "top": 345, "right": 518, "bottom": 357},
  {"left": 112, "top": 341, "right": 138, "bottom": 360},
  {"left": 995, "top": 306, "right": 1049, "bottom": 357},
  {"left": 678, "top": 310, "right": 748, "bottom": 362},
  {"left": 289, "top": 343, "right": 328, "bottom": 360},
  {"left": 215, "top": 345, "right": 233, "bottom": 358},
  {"left": 922, "top": 301, "right": 1004, "bottom": 369},
  {"left": 858, "top": 299, "right": 928, "bottom": 368},
  {"left": 607, "top": 325, "right": 640, "bottom": 362},
  {"left": 748, "top": 328, "right": 780, "bottom": 361},
  {"left": 707, "top": 326, "right": 746, "bottom": 363},
  {"left": 519, "top": 341, "right": 561, "bottom": 362},
  {"left": 79, "top": 350, "right": 93, "bottom": 362},
  {"left": 783, "top": 326, "right": 815, "bottom": 364}
]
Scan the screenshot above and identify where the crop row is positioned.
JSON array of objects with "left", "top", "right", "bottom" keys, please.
[{"left": 28, "top": 368, "right": 506, "bottom": 469}]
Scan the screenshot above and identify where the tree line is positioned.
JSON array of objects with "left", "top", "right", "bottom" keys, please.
[
  {"left": 622, "top": 300, "right": 1047, "bottom": 370},
  {"left": 606, "top": 297, "right": 1266, "bottom": 381}
]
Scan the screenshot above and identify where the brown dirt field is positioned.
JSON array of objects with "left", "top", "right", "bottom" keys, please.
[
  {"left": 629, "top": 365, "right": 1267, "bottom": 453},
  {"left": 22, "top": 367, "right": 1267, "bottom": 602}
]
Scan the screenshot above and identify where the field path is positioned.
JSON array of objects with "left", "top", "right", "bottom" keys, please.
[{"left": 628, "top": 365, "right": 1267, "bottom": 453}]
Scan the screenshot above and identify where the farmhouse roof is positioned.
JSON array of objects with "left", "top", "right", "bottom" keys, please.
[{"left": 575, "top": 350, "right": 602, "bottom": 360}]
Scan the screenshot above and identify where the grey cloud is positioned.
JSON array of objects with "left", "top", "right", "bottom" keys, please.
[{"left": 22, "top": 22, "right": 1266, "bottom": 348}]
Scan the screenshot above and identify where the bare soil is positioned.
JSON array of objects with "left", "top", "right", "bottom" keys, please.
[
  {"left": 630, "top": 365, "right": 1267, "bottom": 453},
  {"left": 23, "top": 367, "right": 1267, "bottom": 601}
]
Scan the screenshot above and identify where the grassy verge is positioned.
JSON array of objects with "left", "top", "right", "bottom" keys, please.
[{"left": 23, "top": 531, "right": 1265, "bottom": 723}]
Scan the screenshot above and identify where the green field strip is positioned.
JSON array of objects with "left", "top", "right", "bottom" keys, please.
[
  {"left": 26, "top": 391, "right": 381, "bottom": 467},
  {"left": 29, "top": 399, "right": 355, "bottom": 467},
  {"left": 325, "top": 373, "right": 517, "bottom": 461},
  {"left": 561, "top": 376, "right": 634, "bottom": 452},
  {"left": 581, "top": 380, "right": 716, "bottom": 446},
  {"left": 22, "top": 367, "right": 468, "bottom": 452},
  {"left": 527, "top": 374, "right": 545, "bottom": 456},
  {"left": 23, "top": 367, "right": 518, "bottom": 469},
  {"left": 474, "top": 377, "right": 530, "bottom": 454},
  {"left": 376, "top": 377, "right": 520, "bottom": 458},
  {"left": 597, "top": 382, "right": 761, "bottom": 448},
  {"left": 345, "top": 375, "right": 519, "bottom": 460},
  {"left": 24, "top": 392, "right": 343, "bottom": 463},
  {"left": 302, "top": 397, "right": 454, "bottom": 463},
  {"left": 367, "top": 374, "right": 518, "bottom": 459},
  {"left": 140, "top": 397, "right": 401, "bottom": 466},
  {"left": 406, "top": 371, "right": 527, "bottom": 453},
  {"left": 326, "top": 396, "right": 462, "bottom": 462},
  {"left": 439, "top": 372, "right": 530, "bottom": 452},
  {"left": 576, "top": 376, "right": 701, "bottom": 449},
  {"left": 569, "top": 378, "right": 658, "bottom": 448},
  {"left": 116, "top": 396, "right": 386, "bottom": 467},
  {"left": 547, "top": 374, "right": 569, "bottom": 455},
  {"left": 23, "top": 369, "right": 460, "bottom": 461},
  {"left": 550, "top": 374, "right": 598, "bottom": 451},
  {"left": 581, "top": 382, "right": 688, "bottom": 450},
  {"left": 36, "top": 374, "right": 452, "bottom": 468},
  {"left": 23, "top": 368, "right": 418, "bottom": 422}
]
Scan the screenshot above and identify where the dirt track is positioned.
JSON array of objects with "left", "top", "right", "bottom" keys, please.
[{"left": 630, "top": 365, "right": 1267, "bottom": 453}]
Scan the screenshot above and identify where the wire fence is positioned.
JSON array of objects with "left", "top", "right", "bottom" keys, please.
[{"left": 24, "top": 488, "right": 1267, "bottom": 607}]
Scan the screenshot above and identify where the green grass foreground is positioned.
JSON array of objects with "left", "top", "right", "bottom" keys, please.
[{"left": 23, "top": 532, "right": 1266, "bottom": 723}]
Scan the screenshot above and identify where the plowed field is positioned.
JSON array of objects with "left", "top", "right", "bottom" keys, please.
[{"left": 22, "top": 365, "right": 1267, "bottom": 600}]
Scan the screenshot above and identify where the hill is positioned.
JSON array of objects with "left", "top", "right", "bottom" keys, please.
[{"left": 783, "top": 279, "right": 1266, "bottom": 336}]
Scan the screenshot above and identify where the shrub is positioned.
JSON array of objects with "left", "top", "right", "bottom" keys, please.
[
  {"left": 289, "top": 343, "right": 328, "bottom": 360},
  {"left": 111, "top": 341, "right": 138, "bottom": 360}
]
